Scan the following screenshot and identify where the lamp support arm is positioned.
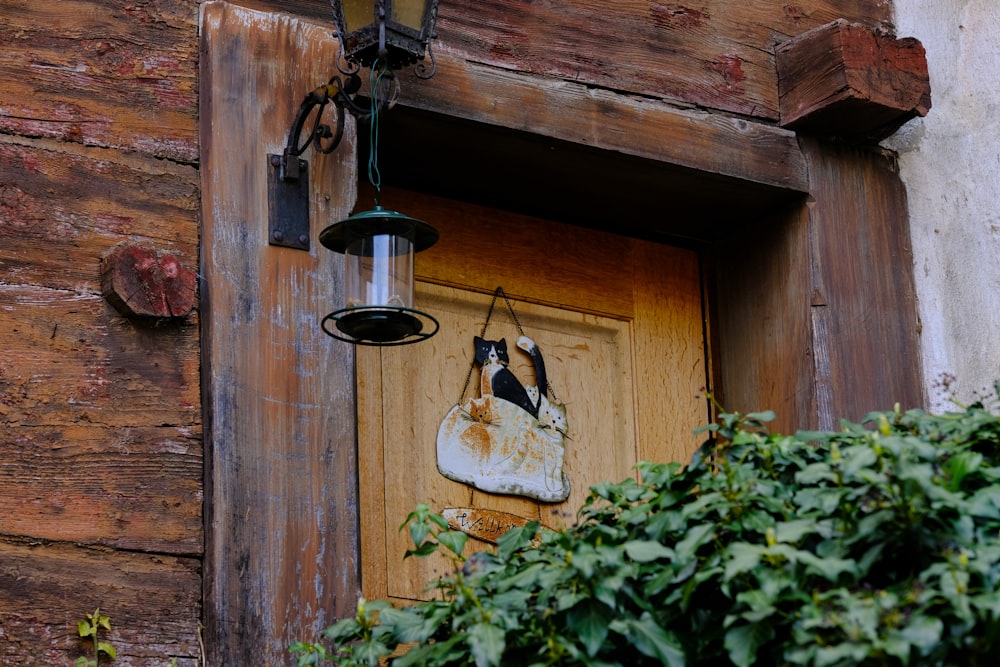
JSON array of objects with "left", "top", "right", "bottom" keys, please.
[{"left": 278, "top": 74, "right": 375, "bottom": 182}]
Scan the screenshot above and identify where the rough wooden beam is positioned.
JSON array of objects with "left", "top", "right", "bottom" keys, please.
[
  {"left": 259, "top": 0, "right": 893, "bottom": 121},
  {"left": 200, "top": 3, "right": 362, "bottom": 663},
  {"left": 0, "top": 284, "right": 200, "bottom": 429},
  {"left": 0, "top": 539, "right": 202, "bottom": 666},
  {"left": 0, "top": 137, "right": 199, "bottom": 292},
  {"left": 0, "top": 425, "right": 202, "bottom": 555},
  {"left": 0, "top": 0, "right": 198, "bottom": 163},
  {"left": 776, "top": 20, "right": 932, "bottom": 139},
  {"left": 395, "top": 52, "right": 810, "bottom": 194}
]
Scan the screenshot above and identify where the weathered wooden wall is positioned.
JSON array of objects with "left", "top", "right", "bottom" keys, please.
[
  {"left": 0, "top": 1, "right": 203, "bottom": 664},
  {"left": 0, "top": 0, "right": 922, "bottom": 664}
]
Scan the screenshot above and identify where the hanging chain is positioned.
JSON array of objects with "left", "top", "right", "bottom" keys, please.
[{"left": 457, "top": 287, "right": 558, "bottom": 404}]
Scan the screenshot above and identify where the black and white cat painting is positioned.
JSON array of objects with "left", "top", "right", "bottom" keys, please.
[{"left": 437, "top": 333, "right": 570, "bottom": 503}]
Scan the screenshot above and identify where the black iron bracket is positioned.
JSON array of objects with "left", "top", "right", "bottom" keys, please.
[{"left": 267, "top": 74, "right": 370, "bottom": 251}]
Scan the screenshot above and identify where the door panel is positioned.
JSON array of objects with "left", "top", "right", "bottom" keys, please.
[{"left": 358, "top": 187, "right": 707, "bottom": 602}]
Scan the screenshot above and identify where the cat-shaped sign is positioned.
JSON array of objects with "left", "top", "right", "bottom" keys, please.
[{"left": 437, "top": 335, "right": 570, "bottom": 502}]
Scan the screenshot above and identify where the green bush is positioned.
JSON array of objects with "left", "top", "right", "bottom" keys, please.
[{"left": 292, "top": 392, "right": 1000, "bottom": 666}]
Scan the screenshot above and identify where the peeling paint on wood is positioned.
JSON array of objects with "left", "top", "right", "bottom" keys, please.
[
  {"left": 101, "top": 243, "right": 197, "bottom": 319},
  {"left": 200, "top": 3, "right": 361, "bottom": 664},
  {"left": 0, "top": 0, "right": 199, "bottom": 163}
]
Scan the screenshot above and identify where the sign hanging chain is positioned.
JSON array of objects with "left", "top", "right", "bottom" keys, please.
[{"left": 458, "top": 286, "right": 559, "bottom": 405}]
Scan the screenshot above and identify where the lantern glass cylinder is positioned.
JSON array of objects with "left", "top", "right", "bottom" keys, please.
[{"left": 344, "top": 232, "right": 414, "bottom": 311}]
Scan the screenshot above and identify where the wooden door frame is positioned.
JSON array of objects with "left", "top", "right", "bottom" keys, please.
[
  {"left": 381, "top": 52, "right": 923, "bottom": 431},
  {"left": 200, "top": 3, "right": 922, "bottom": 663}
]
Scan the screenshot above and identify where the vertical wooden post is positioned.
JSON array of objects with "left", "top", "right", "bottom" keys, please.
[
  {"left": 713, "top": 139, "right": 923, "bottom": 432},
  {"left": 801, "top": 137, "right": 924, "bottom": 427},
  {"left": 199, "top": 3, "right": 360, "bottom": 664}
]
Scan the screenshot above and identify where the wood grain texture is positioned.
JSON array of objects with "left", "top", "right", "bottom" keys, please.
[
  {"left": 0, "top": 539, "right": 202, "bottom": 666},
  {"left": 101, "top": 243, "right": 198, "bottom": 319},
  {"left": 393, "top": 52, "right": 809, "bottom": 194},
  {"left": 801, "top": 138, "right": 923, "bottom": 426},
  {"left": 0, "top": 0, "right": 199, "bottom": 163},
  {"left": 200, "top": 4, "right": 362, "bottom": 664},
  {"left": 712, "top": 141, "right": 924, "bottom": 432},
  {"left": 0, "top": 285, "right": 199, "bottom": 429},
  {"left": 0, "top": 425, "right": 202, "bottom": 554},
  {"left": 711, "top": 200, "right": 817, "bottom": 434},
  {"left": 777, "top": 20, "right": 931, "bottom": 138},
  {"left": 0, "top": 137, "right": 199, "bottom": 292},
  {"left": 243, "top": 0, "right": 894, "bottom": 121}
]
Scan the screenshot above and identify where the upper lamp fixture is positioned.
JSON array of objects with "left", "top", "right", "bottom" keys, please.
[{"left": 267, "top": 0, "right": 441, "bottom": 346}]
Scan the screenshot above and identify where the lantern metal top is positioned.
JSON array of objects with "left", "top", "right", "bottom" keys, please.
[
  {"left": 319, "top": 205, "right": 439, "bottom": 254},
  {"left": 331, "top": 0, "right": 440, "bottom": 76}
]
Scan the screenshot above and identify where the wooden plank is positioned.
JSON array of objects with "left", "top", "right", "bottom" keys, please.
[
  {"left": 777, "top": 20, "right": 932, "bottom": 138},
  {"left": 712, "top": 141, "right": 924, "bottom": 432},
  {"left": 711, "top": 200, "right": 817, "bottom": 433},
  {"left": 245, "top": 0, "right": 893, "bottom": 121},
  {"left": 0, "top": 137, "right": 199, "bottom": 292},
  {"left": 433, "top": 0, "right": 891, "bottom": 120},
  {"left": 0, "top": 425, "right": 202, "bottom": 555},
  {"left": 395, "top": 52, "right": 809, "bottom": 194},
  {"left": 801, "top": 138, "right": 923, "bottom": 425},
  {"left": 0, "top": 539, "right": 202, "bottom": 666},
  {"left": 0, "top": 0, "right": 198, "bottom": 163},
  {"left": 632, "top": 241, "right": 709, "bottom": 460},
  {"left": 0, "top": 285, "right": 199, "bottom": 429},
  {"left": 200, "top": 3, "right": 362, "bottom": 664}
]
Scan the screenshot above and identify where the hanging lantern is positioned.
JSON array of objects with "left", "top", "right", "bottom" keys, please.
[
  {"left": 332, "top": 0, "right": 440, "bottom": 76},
  {"left": 267, "top": 0, "right": 442, "bottom": 344},
  {"left": 319, "top": 206, "right": 439, "bottom": 345}
]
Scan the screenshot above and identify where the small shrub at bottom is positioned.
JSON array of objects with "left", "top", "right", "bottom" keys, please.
[{"left": 293, "top": 389, "right": 1000, "bottom": 666}]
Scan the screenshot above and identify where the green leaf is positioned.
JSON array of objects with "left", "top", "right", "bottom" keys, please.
[
  {"left": 354, "top": 640, "right": 392, "bottom": 666},
  {"left": 468, "top": 622, "right": 505, "bottom": 667},
  {"left": 611, "top": 614, "right": 685, "bottom": 667},
  {"left": 673, "top": 522, "right": 715, "bottom": 562},
  {"left": 623, "top": 539, "right": 674, "bottom": 563},
  {"left": 496, "top": 521, "right": 539, "bottom": 559},
  {"left": 392, "top": 634, "right": 463, "bottom": 667},
  {"left": 437, "top": 530, "right": 468, "bottom": 557},
  {"left": 724, "top": 542, "right": 764, "bottom": 580},
  {"left": 322, "top": 616, "right": 362, "bottom": 643},
  {"left": 567, "top": 599, "right": 613, "bottom": 657},
  {"left": 898, "top": 614, "right": 943, "bottom": 656},
  {"left": 814, "top": 641, "right": 872, "bottom": 667},
  {"left": 945, "top": 451, "right": 983, "bottom": 491},
  {"left": 403, "top": 540, "right": 439, "bottom": 559},
  {"left": 774, "top": 519, "right": 819, "bottom": 544},
  {"left": 725, "top": 622, "right": 774, "bottom": 667},
  {"left": 377, "top": 607, "right": 441, "bottom": 644},
  {"left": 96, "top": 641, "right": 117, "bottom": 659}
]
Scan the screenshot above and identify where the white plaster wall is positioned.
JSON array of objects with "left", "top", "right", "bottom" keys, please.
[{"left": 885, "top": 0, "right": 1000, "bottom": 412}]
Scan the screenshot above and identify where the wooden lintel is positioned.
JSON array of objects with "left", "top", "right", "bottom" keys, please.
[
  {"left": 776, "top": 20, "right": 931, "bottom": 139},
  {"left": 396, "top": 53, "right": 809, "bottom": 194}
]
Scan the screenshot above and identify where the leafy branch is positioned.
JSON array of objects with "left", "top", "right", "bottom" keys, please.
[
  {"left": 76, "top": 608, "right": 116, "bottom": 667},
  {"left": 293, "top": 383, "right": 1000, "bottom": 666}
]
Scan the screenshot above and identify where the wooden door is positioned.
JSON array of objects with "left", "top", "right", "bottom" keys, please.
[{"left": 358, "top": 186, "right": 708, "bottom": 602}]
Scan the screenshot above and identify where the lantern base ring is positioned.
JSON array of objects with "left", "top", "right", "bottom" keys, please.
[{"left": 322, "top": 305, "right": 439, "bottom": 346}]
